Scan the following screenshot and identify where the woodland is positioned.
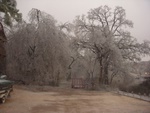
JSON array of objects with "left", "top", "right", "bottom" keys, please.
[{"left": 0, "top": 0, "right": 150, "bottom": 89}]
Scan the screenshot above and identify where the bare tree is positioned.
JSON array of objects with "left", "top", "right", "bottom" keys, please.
[{"left": 74, "top": 6, "right": 150, "bottom": 84}]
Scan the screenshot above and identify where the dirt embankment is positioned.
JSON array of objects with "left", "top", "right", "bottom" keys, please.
[{"left": 0, "top": 85, "right": 150, "bottom": 113}]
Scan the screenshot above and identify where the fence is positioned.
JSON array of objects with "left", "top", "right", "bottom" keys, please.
[
  {"left": 71, "top": 78, "right": 96, "bottom": 89},
  {"left": 71, "top": 78, "right": 85, "bottom": 88}
]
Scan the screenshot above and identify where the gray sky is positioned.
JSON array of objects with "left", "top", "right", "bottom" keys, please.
[{"left": 16, "top": 0, "right": 150, "bottom": 61}]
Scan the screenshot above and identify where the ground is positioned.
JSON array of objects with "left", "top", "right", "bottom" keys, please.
[{"left": 0, "top": 85, "right": 150, "bottom": 113}]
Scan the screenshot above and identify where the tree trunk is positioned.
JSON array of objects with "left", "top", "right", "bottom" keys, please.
[
  {"left": 98, "top": 57, "right": 103, "bottom": 84},
  {"left": 104, "top": 64, "right": 109, "bottom": 85},
  {"left": 109, "top": 71, "right": 118, "bottom": 85},
  {"left": 0, "top": 22, "right": 7, "bottom": 75}
]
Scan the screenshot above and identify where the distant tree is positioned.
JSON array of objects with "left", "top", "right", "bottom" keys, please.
[
  {"left": 74, "top": 6, "right": 150, "bottom": 84},
  {"left": 145, "top": 61, "right": 150, "bottom": 75}
]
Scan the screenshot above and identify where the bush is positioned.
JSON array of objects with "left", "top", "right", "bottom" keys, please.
[{"left": 119, "top": 79, "right": 150, "bottom": 95}]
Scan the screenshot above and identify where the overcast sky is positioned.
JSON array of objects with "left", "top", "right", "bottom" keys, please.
[{"left": 16, "top": 0, "right": 150, "bottom": 61}]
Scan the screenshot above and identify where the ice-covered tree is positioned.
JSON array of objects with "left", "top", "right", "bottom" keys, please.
[
  {"left": 6, "top": 9, "right": 70, "bottom": 85},
  {"left": 74, "top": 6, "right": 150, "bottom": 84}
]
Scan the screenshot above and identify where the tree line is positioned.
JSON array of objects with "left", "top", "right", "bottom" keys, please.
[{"left": 1, "top": 0, "right": 150, "bottom": 86}]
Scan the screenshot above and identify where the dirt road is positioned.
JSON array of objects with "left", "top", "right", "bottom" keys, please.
[{"left": 0, "top": 86, "right": 150, "bottom": 113}]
